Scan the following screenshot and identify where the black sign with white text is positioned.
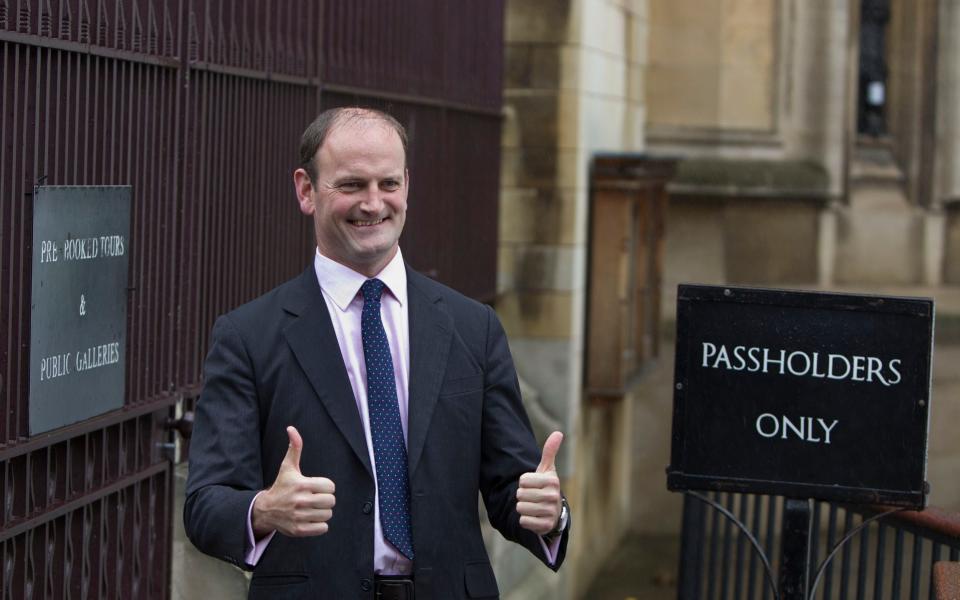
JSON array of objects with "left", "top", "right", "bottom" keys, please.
[
  {"left": 29, "top": 186, "right": 131, "bottom": 434},
  {"left": 667, "top": 284, "right": 933, "bottom": 508}
]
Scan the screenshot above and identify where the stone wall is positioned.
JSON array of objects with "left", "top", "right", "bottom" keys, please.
[
  {"left": 497, "top": 0, "right": 649, "bottom": 597},
  {"left": 646, "top": 0, "right": 776, "bottom": 132}
]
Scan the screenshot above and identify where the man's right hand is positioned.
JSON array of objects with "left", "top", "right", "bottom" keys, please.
[{"left": 252, "top": 426, "right": 336, "bottom": 538}]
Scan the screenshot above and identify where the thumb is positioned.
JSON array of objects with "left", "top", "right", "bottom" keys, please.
[
  {"left": 281, "top": 425, "right": 303, "bottom": 473},
  {"left": 536, "top": 431, "right": 564, "bottom": 474}
]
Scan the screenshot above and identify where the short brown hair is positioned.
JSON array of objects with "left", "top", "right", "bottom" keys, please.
[{"left": 298, "top": 107, "right": 409, "bottom": 182}]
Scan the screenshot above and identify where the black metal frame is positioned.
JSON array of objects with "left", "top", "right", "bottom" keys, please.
[{"left": 678, "top": 492, "right": 960, "bottom": 600}]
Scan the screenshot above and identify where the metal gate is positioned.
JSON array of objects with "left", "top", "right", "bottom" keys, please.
[{"left": 0, "top": 1, "right": 505, "bottom": 597}]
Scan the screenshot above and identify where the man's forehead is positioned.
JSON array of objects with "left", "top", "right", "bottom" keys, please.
[
  {"left": 318, "top": 118, "right": 405, "bottom": 167},
  {"left": 329, "top": 113, "right": 398, "bottom": 140}
]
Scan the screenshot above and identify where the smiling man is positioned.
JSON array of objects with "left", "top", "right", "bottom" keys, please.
[{"left": 184, "top": 107, "right": 570, "bottom": 600}]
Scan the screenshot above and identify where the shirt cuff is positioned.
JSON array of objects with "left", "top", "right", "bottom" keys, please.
[
  {"left": 245, "top": 491, "right": 276, "bottom": 566},
  {"left": 538, "top": 507, "right": 569, "bottom": 565}
]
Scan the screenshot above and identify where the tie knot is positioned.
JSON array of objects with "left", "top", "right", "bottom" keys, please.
[{"left": 361, "top": 278, "right": 386, "bottom": 303}]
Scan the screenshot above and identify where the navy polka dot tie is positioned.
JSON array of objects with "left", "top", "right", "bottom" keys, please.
[{"left": 361, "top": 279, "right": 414, "bottom": 560}]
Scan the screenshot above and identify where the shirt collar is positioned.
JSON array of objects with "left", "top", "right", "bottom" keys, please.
[{"left": 313, "top": 248, "right": 407, "bottom": 312}]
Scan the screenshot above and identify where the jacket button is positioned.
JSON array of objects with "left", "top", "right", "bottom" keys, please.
[
  {"left": 360, "top": 578, "right": 372, "bottom": 591},
  {"left": 362, "top": 501, "right": 373, "bottom": 515}
]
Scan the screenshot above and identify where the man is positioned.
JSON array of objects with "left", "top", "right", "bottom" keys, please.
[{"left": 184, "top": 107, "right": 570, "bottom": 599}]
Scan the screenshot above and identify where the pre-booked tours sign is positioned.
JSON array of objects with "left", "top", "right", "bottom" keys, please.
[
  {"left": 667, "top": 284, "right": 933, "bottom": 508},
  {"left": 29, "top": 186, "right": 131, "bottom": 434}
]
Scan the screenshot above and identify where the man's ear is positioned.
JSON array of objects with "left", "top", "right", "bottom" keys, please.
[
  {"left": 404, "top": 168, "right": 410, "bottom": 193},
  {"left": 293, "top": 168, "right": 316, "bottom": 215}
]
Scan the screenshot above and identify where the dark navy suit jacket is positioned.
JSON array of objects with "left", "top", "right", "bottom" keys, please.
[{"left": 184, "top": 264, "right": 569, "bottom": 599}]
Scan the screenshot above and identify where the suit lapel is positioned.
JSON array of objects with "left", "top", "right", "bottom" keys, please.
[
  {"left": 282, "top": 267, "right": 373, "bottom": 477},
  {"left": 406, "top": 269, "right": 453, "bottom": 478}
]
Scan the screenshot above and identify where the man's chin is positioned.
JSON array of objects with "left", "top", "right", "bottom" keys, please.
[{"left": 347, "top": 243, "right": 399, "bottom": 270}]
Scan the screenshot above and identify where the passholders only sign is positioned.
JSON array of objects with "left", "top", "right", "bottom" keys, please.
[{"left": 667, "top": 284, "right": 933, "bottom": 508}]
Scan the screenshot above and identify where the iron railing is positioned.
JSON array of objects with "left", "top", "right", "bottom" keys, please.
[
  {"left": 679, "top": 492, "right": 960, "bottom": 600},
  {"left": 1, "top": 1, "right": 506, "bottom": 598}
]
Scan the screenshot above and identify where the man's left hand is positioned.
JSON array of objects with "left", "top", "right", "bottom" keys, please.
[{"left": 516, "top": 431, "right": 564, "bottom": 536}]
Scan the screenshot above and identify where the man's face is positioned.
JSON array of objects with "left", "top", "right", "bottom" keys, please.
[{"left": 295, "top": 117, "right": 408, "bottom": 276}]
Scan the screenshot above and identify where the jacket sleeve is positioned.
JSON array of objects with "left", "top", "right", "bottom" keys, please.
[
  {"left": 183, "top": 315, "right": 264, "bottom": 570},
  {"left": 477, "top": 304, "right": 570, "bottom": 570}
]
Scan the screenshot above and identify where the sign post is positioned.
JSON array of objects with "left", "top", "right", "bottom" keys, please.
[
  {"left": 779, "top": 498, "right": 812, "bottom": 600},
  {"left": 29, "top": 186, "right": 132, "bottom": 434},
  {"left": 667, "top": 283, "right": 933, "bottom": 597}
]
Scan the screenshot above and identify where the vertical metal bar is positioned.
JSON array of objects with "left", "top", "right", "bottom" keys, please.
[
  {"left": 0, "top": 40, "right": 9, "bottom": 446},
  {"left": 839, "top": 510, "right": 854, "bottom": 600},
  {"left": 719, "top": 493, "right": 735, "bottom": 600},
  {"left": 809, "top": 501, "right": 822, "bottom": 600},
  {"left": 763, "top": 496, "right": 779, "bottom": 600},
  {"left": 12, "top": 42, "right": 25, "bottom": 442},
  {"left": 748, "top": 494, "right": 762, "bottom": 600},
  {"left": 823, "top": 504, "right": 839, "bottom": 600},
  {"left": 856, "top": 519, "right": 870, "bottom": 600},
  {"left": 891, "top": 528, "right": 904, "bottom": 598},
  {"left": 706, "top": 491, "right": 721, "bottom": 600},
  {"left": 129, "top": 57, "right": 143, "bottom": 402},
  {"left": 874, "top": 523, "right": 886, "bottom": 600},
  {"left": 909, "top": 534, "right": 923, "bottom": 600},
  {"left": 734, "top": 492, "right": 748, "bottom": 600},
  {"left": 677, "top": 493, "right": 705, "bottom": 600},
  {"left": 163, "top": 56, "right": 178, "bottom": 401},
  {"left": 779, "top": 498, "right": 811, "bottom": 600}
]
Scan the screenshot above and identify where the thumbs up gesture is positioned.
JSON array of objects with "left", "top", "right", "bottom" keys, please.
[
  {"left": 516, "top": 431, "right": 564, "bottom": 536},
  {"left": 252, "top": 426, "right": 336, "bottom": 538}
]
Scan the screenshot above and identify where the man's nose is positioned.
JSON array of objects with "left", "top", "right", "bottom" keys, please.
[{"left": 358, "top": 184, "right": 384, "bottom": 211}]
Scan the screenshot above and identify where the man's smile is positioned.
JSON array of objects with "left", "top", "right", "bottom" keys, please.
[{"left": 350, "top": 217, "right": 387, "bottom": 227}]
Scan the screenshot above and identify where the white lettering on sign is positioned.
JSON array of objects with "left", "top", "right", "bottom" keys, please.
[
  {"left": 62, "top": 237, "right": 99, "bottom": 261},
  {"left": 755, "top": 413, "right": 839, "bottom": 444},
  {"left": 75, "top": 342, "right": 121, "bottom": 372},
  {"left": 36, "top": 342, "right": 121, "bottom": 384},
  {"left": 40, "top": 240, "right": 60, "bottom": 263},
  {"left": 40, "top": 352, "right": 72, "bottom": 381},
  {"left": 38, "top": 235, "right": 126, "bottom": 263},
  {"left": 701, "top": 342, "right": 902, "bottom": 386},
  {"left": 98, "top": 235, "right": 125, "bottom": 257}
]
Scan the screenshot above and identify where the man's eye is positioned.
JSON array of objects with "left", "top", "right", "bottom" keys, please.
[
  {"left": 339, "top": 181, "right": 363, "bottom": 191},
  {"left": 381, "top": 180, "right": 400, "bottom": 191}
]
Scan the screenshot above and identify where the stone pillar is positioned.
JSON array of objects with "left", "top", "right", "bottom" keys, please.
[
  {"left": 498, "top": 0, "right": 648, "bottom": 597},
  {"left": 785, "top": 0, "right": 852, "bottom": 197},
  {"left": 935, "top": 0, "right": 960, "bottom": 284}
]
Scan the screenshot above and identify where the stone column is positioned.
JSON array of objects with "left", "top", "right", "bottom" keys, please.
[{"left": 497, "top": 0, "right": 649, "bottom": 597}]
